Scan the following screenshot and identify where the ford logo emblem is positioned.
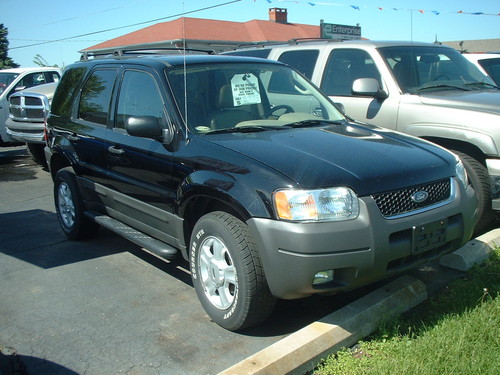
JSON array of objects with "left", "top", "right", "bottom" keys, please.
[{"left": 411, "top": 191, "right": 429, "bottom": 203}]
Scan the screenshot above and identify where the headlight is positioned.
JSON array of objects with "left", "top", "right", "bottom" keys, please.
[
  {"left": 274, "top": 187, "right": 359, "bottom": 222},
  {"left": 455, "top": 158, "right": 468, "bottom": 186}
]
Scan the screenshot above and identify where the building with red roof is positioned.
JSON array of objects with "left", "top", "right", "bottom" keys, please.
[{"left": 81, "top": 8, "right": 321, "bottom": 55}]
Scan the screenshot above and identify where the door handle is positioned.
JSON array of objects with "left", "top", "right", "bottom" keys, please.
[
  {"left": 108, "top": 146, "right": 124, "bottom": 155},
  {"left": 67, "top": 134, "right": 79, "bottom": 142}
]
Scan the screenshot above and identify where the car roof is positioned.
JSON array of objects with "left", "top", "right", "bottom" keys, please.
[
  {"left": 73, "top": 53, "right": 284, "bottom": 69},
  {"left": 225, "top": 39, "right": 455, "bottom": 53},
  {"left": 0, "top": 67, "right": 61, "bottom": 74}
]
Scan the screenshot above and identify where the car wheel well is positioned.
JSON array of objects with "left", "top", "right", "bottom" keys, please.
[
  {"left": 49, "top": 153, "right": 72, "bottom": 181},
  {"left": 423, "top": 137, "right": 486, "bottom": 166},
  {"left": 182, "top": 197, "right": 244, "bottom": 254}
]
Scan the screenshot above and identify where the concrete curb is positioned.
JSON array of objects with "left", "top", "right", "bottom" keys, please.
[
  {"left": 440, "top": 228, "right": 500, "bottom": 271},
  {"left": 218, "top": 228, "right": 500, "bottom": 375},
  {"left": 219, "top": 275, "right": 426, "bottom": 375}
]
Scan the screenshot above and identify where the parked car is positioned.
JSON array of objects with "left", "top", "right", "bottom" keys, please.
[
  {"left": 0, "top": 67, "right": 61, "bottom": 146},
  {"left": 45, "top": 50, "right": 477, "bottom": 330},
  {"left": 462, "top": 53, "right": 500, "bottom": 85},
  {"left": 225, "top": 40, "right": 500, "bottom": 233},
  {"left": 6, "top": 82, "right": 58, "bottom": 166}
]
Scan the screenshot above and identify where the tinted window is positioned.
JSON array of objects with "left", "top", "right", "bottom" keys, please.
[
  {"left": 116, "top": 70, "right": 165, "bottom": 129},
  {"left": 78, "top": 69, "right": 117, "bottom": 125},
  {"left": 277, "top": 50, "right": 319, "bottom": 79},
  {"left": 224, "top": 49, "right": 271, "bottom": 59},
  {"left": 50, "top": 67, "right": 85, "bottom": 117},
  {"left": 478, "top": 58, "right": 500, "bottom": 85},
  {"left": 321, "top": 49, "right": 381, "bottom": 96}
]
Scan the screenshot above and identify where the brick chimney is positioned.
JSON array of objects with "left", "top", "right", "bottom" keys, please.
[{"left": 269, "top": 8, "right": 288, "bottom": 23}]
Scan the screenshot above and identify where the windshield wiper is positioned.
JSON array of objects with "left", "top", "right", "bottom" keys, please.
[
  {"left": 286, "top": 119, "right": 345, "bottom": 128},
  {"left": 207, "top": 125, "right": 286, "bottom": 135},
  {"left": 416, "top": 84, "right": 471, "bottom": 92},
  {"left": 464, "top": 81, "right": 500, "bottom": 90}
]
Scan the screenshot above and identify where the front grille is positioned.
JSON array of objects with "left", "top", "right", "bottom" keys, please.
[
  {"left": 372, "top": 178, "right": 451, "bottom": 218},
  {"left": 9, "top": 93, "right": 48, "bottom": 122}
]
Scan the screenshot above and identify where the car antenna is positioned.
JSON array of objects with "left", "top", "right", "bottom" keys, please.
[{"left": 182, "top": 2, "right": 189, "bottom": 142}]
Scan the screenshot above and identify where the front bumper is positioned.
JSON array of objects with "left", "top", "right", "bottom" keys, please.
[
  {"left": 5, "top": 118, "right": 44, "bottom": 144},
  {"left": 247, "top": 179, "right": 477, "bottom": 299}
]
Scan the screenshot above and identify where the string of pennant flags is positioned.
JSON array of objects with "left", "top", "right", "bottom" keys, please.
[{"left": 256, "top": 0, "right": 500, "bottom": 16}]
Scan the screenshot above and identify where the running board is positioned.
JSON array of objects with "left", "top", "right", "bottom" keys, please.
[{"left": 86, "top": 212, "right": 178, "bottom": 259}]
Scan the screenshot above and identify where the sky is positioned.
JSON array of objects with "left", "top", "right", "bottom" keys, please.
[{"left": 2, "top": 0, "right": 499, "bottom": 68}]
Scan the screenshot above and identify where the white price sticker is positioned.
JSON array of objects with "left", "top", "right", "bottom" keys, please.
[{"left": 230, "top": 74, "right": 261, "bottom": 106}]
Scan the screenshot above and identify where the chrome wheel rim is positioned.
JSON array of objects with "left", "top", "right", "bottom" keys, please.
[
  {"left": 58, "top": 181, "right": 75, "bottom": 228},
  {"left": 198, "top": 236, "right": 237, "bottom": 310}
]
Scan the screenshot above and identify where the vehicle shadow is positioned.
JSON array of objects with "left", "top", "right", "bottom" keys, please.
[
  {"left": 0, "top": 146, "right": 38, "bottom": 182},
  {"left": 0, "top": 347, "right": 79, "bottom": 375},
  {"left": 0, "top": 208, "right": 194, "bottom": 287}
]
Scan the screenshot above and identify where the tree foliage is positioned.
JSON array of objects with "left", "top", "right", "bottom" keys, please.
[
  {"left": 33, "top": 54, "right": 58, "bottom": 68},
  {"left": 0, "top": 23, "right": 19, "bottom": 68}
]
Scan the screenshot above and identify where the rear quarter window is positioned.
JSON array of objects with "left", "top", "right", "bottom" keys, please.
[{"left": 50, "top": 67, "right": 86, "bottom": 117}]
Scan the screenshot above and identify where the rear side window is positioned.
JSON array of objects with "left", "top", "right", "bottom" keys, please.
[
  {"left": 277, "top": 50, "right": 319, "bottom": 79},
  {"left": 78, "top": 69, "right": 117, "bottom": 125},
  {"left": 321, "top": 49, "right": 381, "bottom": 96},
  {"left": 50, "top": 67, "right": 85, "bottom": 117}
]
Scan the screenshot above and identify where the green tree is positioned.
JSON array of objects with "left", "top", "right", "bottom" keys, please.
[
  {"left": 33, "top": 54, "right": 58, "bottom": 68},
  {"left": 0, "top": 24, "right": 19, "bottom": 68}
]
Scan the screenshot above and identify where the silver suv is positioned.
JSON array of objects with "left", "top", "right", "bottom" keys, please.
[{"left": 226, "top": 40, "right": 500, "bottom": 232}]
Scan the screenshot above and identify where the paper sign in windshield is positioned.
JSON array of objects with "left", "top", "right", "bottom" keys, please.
[{"left": 230, "top": 74, "right": 261, "bottom": 106}]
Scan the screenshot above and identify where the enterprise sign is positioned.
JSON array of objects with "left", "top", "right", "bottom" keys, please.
[{"left": 321, "top": 23, "right": 361, "bottom": 40}]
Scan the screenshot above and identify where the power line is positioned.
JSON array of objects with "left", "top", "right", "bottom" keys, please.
[{"left": 10, "top": 0, "right": 242, "bottom": 50}]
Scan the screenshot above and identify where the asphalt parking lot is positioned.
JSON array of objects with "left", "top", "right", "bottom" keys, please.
[
  {"left": 2, "top": 146, "right": 498, "bottom": 375},
  {"left": 0, "top": 146, "right": 376, "bottom": 375}
]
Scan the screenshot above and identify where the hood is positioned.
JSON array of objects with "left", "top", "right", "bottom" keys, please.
[
  {"left": 205, "top": 123, "right": 456, "bottom": 196},
  {"left": 419, "top": 90, "right": 500, "bottom": 115}
]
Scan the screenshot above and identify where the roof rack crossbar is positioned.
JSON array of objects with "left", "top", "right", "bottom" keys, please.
[{"left": 80, "top": 47, "right": 217, "bottom": 61}]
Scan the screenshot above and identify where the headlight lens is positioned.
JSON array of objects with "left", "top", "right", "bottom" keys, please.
[
  {"left": 455, "top": 158, "right": 468, "bottom": 186},
  {"left": 274, "top": 187, "right": 359, "bottom": 222}
]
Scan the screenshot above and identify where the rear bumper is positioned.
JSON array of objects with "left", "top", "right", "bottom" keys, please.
[{"left": 247, "top": 179, "right": 477, "bottom": 299}]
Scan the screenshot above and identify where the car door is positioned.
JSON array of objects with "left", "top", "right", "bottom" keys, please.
[
  {"left": 70, "top": 66, "right": 118, "bottom": 185},
  {"left": 104, "top": 67, "right": 178, "bottom": 243},
  {"left": 319, "top": 48, "right": 399, "bottom": 129}
]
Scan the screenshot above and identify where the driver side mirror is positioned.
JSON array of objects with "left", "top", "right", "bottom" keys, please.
[
  {"left": 126, "top": 115, "right": 174, "bottom": 144},
  {"left": 352, "top": 78, "right": 388, "bottom": 99}
]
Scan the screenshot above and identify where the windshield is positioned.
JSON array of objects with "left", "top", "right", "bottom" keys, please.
[
  {"left": 379, "top": 46, "right": 496, "bottom": 94},
  {"left": 166, "top": 62, "right": 344, "bottom": 134},
  {"left": 0, "top": 73, "right": 18, "bottom": 95}
]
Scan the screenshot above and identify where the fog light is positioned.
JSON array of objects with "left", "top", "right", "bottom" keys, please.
[{"left": 313, "top": 270, "right": 334, "bottom": 286}]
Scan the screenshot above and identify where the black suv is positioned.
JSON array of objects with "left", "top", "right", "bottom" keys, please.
[{"left": 45, "top": 51, "right": 477, "bottom": 330}]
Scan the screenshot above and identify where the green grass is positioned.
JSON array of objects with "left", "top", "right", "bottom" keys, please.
[{"left": 314, "top": 248, "right": 500, "bottom": 375}]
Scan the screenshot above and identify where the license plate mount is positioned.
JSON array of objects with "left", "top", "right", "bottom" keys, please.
[{"left": 412, "top": 218, "right": 448, "bottom": 254}]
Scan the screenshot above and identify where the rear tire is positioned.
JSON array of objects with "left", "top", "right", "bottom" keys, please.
[
  {"left": 190, "top": 211, "right": 276, "bottom": 331},
  {"left": 54, "top": 169, "right": 99, "bottom": 240},
  {"left": 452, "top": 150, "right": 494, "bottom": 234}
]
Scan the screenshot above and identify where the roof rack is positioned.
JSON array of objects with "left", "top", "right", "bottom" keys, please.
[
  {"left": 80, "top": 47, "right": 217, "bottom": 61},
  {"left": 287, "top": 37, "right": 345, "bottom": 45}
]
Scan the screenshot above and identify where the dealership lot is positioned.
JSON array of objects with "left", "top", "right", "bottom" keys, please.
[{"left": 0, "top": 146, "right": 372, "bottom": 374}]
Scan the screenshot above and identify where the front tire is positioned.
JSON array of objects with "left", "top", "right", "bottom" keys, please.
[
  {"left": 190, "top": 211, "right": 276, "bottom": 331},
  {"left": 54, "top": 169, "right": 99, "bottom": 240},
  {"left": 452, "top": 150, "right": 494, "bottom": 234}
]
